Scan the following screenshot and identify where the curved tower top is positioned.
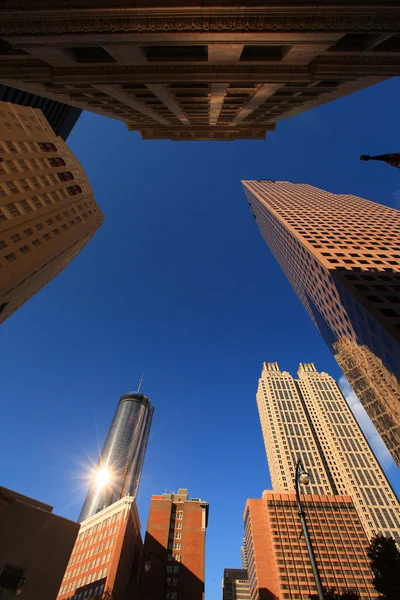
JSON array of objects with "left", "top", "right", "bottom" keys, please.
[{"left": 79, "top": 392, "right": 154, "bottom": 523}]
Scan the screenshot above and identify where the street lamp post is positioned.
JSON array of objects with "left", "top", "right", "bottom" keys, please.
[
  {"left": 295, "top": 458, "right": 325, "bottom": 600},
  {"left": 144, "top": 551, "right": 168, "bottom": 598}
]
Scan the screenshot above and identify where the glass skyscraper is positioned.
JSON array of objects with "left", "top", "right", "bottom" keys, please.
[
  {"left": 79, "top": 392, "right": 154, "bottom": 522},
  {"left": 243, "top": 180, "right": 400, "bottom": 466}
]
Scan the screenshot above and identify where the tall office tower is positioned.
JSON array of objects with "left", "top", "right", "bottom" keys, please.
[
  {"left": 243, "top": 180, "right": 400, "bottom": 465},
  {"left": 57, "top": 497, "right": 142, "bottom": 600},
  {"left": 0, "top": 85, "right": 82, "bottom": 140},
  {"left": 0, "top": 3, "right": 399, "bottom": 141},
  {"left": 244, "top": 491, "right": 377, "bottom": 600},
  {"left": 240, "top": 538, "right": 248, "bottom": 570},
  {"left": 255, "top": 362, "right": 400, "bottom": 543},
  {"left": 79, "top": 392, "right": 154, "bottom": 523},
  {"left": 0, "top": 100, "right": 103, "bottom": 323},
  {"left": 222, "top": 569, "right": 251, "bottom": 600},
  {"left": 139, "top": 489, "right": 209, "bottom": 600}
]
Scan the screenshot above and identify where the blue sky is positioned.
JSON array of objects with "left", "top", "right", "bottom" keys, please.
[{"left": 1, "top": 77, "right": 400, "bottom": 599}]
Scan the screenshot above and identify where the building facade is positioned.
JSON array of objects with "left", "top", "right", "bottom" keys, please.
[
  {"left": 255, "top": 362, "right": 400, "bottom": 543},
  {"left": 243, "top": 180, "right": 400, "bottom": 465},
  {"left": 244, "top": 491, "right": 377, "bottom": 600},
  {"left": 79, "top": 393, "right": 154, "bottom": 523},
  {"left": 0, "top": 3, "right": 399, "bottom": 140},
  {"left": 0, "top": 486, "right": 79, "bottom": 600},
  {"left": 222, "top": 569, "right": 251, "bottom": 600},
  {"left": 0, "top": 85, "right": 81, "bottom": 140},
  {"left": 0, "top": 100, "right": 103, "bottom": 323},
  {"left": 57, "top": 496, "right": 142, "bottom": 600},
  {"left": 139, "top": 489, "right": 209, "bottom": 600}
]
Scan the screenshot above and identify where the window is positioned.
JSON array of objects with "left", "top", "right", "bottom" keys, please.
[
  {"left": 10, "top": 233, "right": 22, "bottom": 243},
  {"left": 38, "top": 142, "right": 57, "bottom": 152},
  {"left": 5, "top": 252, "right": 17, "bottom": 262},
  {"left": 46, "top": 219, "right": 54, "bottom": 226},
  {"left": 67, "top": 185, "right": 82, "bottom": 196},
  {"left": 43, "top": 233, "right": 51, "bottom": 241},
  {"left": 0, "top": 239, "right": 7, "bottom": 249},
  {"left": 36, "top": 223, "right": 44, "bottom": 231},
  {"left": 20, "top": 200, "right": 33, "bottom": 213},
  {"left": 57, "top": 171, "right": 74, "bottom": 182},
  {"left": 32, "top": 238, "right": 42, "bottom": 247},
  {"left": 48, "top": 157, "right": 66, "bottom": 167},
  {"left": 6, "top": 203, "right": 20, "bottom": 217},
  {"left": 0, "top": 209, "right": 6, "bottom": 222},
  {"left": 24, "top": 228, "right": 33, "bottom": 237}
]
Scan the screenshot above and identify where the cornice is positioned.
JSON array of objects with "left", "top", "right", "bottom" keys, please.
[{"left": 0, "top": 10, "right": 400, "bottom": 35}]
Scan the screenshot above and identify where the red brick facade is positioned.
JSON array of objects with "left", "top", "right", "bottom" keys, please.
[
  {"left": 139, "top": 489, "right": 208, "bottom": 600},
  {"left": 57, "top": 496, "right": 141, "bottom": 600}
]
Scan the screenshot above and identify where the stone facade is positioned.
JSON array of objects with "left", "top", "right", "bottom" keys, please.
[
  {"left": 0, "top": 100, "right": 103, "bottom": 323},
  {"left": 0, "top": 2, "right": 399, "bottom": 140}
]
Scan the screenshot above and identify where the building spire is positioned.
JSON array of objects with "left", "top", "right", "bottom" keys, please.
[{"left": 137, "top": 372, "right": 145, "bottom": 394}]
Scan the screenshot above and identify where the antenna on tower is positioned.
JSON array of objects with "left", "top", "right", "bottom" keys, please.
[{"left": 137, "top": 372, "right": 145, "bottom": 393}]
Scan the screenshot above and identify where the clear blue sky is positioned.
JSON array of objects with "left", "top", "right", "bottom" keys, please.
[{"left": 1, "top": 78, "right": 400, "bottom": 599}]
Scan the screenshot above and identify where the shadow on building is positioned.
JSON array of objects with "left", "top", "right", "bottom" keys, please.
[{"left": 138, "top": 534, "right": 204, "bottom": 600}]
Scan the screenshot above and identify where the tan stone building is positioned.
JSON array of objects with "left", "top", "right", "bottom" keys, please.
[
  {"left": 0, "top": 2, "right": 399, "bottom": 141},
  {"left": 255, "top": 362, "right": 400, "bottom": 544},
  {"left": 57, "top": 496, "right": 142, "bottom": 600},
  {"left": 139, "top": 488, "right": 208, "bottom": 600},
  {"left": 243, "top": 180, "right": 400, "bottom": 465},
  {"left": 0, "top": 101, "right": 103, "bottom": 323},
  {"left": 244, "top": 491, "right": 377, "bottom": 600}
]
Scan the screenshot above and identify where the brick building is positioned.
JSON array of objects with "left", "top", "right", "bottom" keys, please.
[
  {"left": 243, "top": 180, "right": 400, "bottom": 466},
  {"left": 0, "top": 486, "right": 79, "bottom": 600},
  {"left": 57, "top": 496, "right": 142, "bottom": 600},
  {"left": 244, "top": 491, "right": 377, "bottom": 600},
  {"left": 0, "top": 2, "right": 399, "bottom": 140},
  {"left": 222, "top": 569, "right": 251, "bottom": 600},
  {"left": 0, "top": 100, "right": 103, "bottom": 323},
  {"left": 139, "top": 489, "right": 208, "bottom": 600}
]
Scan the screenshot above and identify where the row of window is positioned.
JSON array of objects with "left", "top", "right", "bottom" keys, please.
[{"left": 59, "top": 568, "right": 107, "bottom": 596}]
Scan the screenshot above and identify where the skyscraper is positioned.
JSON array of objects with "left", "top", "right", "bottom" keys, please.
[
  {"left": 0, "top": 100, "right": 103, "bottom": 323},
  {"left": 243, "top": 180, "right": 400, "bottom": 465},
  {"left": 78, "top": 392, "right": 154, "bottom": 522},
  {"left": 255, "top": 362, "right": 400, "bottom": 543},
  {"left": 139, "top": 489, "right": 208, "bottom": 600},
  {"left": 240, "top": 538, "right": 248, "bottom": 570},
  {"left": 0, "top": 85, "right": 81, "bottom": 140},
  {"left": 0, "top": 3, "right": 399, "bottom": 140},
  {"left": 244, "top": 491, "right": 377, "bottom": 600}
]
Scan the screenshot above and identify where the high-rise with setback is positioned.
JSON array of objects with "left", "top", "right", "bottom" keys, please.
[
  {"left": 79, "top": 392, "right": 154, "bottom": 522},
  {"left": 256, "top": 361, "right": 400, "bottom": 543},
  {"left": 1, "top": 2, "right": 400, "bottom": 141},
  {"left": 243, "top": 180, "right": 400, "bottom": 466}
]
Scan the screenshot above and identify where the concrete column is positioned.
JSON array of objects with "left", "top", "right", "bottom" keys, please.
[
  {"left": 231, "top": 84, "right": 282, "bottom": 125},
  {"left": 94, "top": 84, "right": 170, "bottom": 126},
  {"left": 146, "top": 84, "right": 189, "bottom": 125}
]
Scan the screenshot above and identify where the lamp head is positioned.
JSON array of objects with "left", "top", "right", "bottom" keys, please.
[
  {"left": 299, "top": 472, "right": 310, "bottom": 486},
  {"left": 144, "top": 561, "right": 151, "bottom": 573}
]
